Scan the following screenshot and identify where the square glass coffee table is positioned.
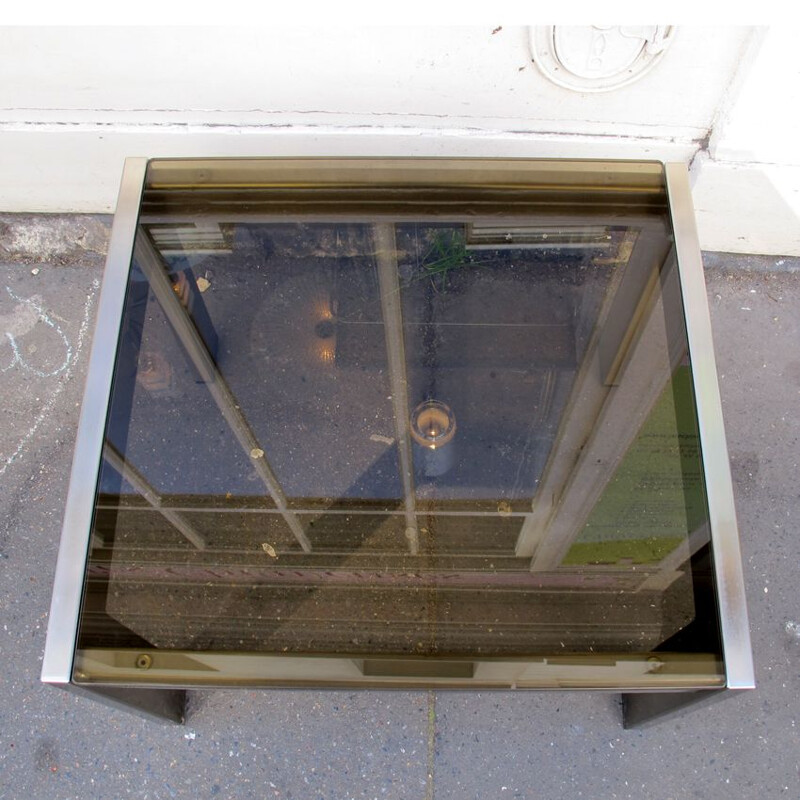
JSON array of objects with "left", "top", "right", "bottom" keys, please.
[{"left": 42, "top": 158, "right": 753, "bottom": 727}]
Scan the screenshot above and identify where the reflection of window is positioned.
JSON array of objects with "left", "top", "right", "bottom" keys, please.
[{"left": 567, "top": 367, "right": 705, "bottom": 568}]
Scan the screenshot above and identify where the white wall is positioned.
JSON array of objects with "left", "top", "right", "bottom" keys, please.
[
  {"left": 0, "top": 25, "right": 797, "bottom": 255},
  {"left": 692, "top": 26, "right": 800, "bottom": 256}
]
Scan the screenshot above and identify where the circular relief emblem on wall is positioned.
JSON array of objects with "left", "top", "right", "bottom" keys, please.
[{"left": 530, "top": 26, "right": 675, "bottom": 92}]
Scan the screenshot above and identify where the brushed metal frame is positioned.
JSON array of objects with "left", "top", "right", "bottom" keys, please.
[
  {"left": 619, "top": 163, "right": 755, "bottom": 728},
  {"left": 665, "top": 163, "right": 754, "bottom": 690},
  {"left": 40, "top": 157, "right": 184, "bottom": 722},
  {"left": 41, "top": 157, "right": 753, "bottom": 728}
]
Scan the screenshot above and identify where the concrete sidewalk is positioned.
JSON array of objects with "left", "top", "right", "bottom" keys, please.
[{"left": 0, "top": 218, "right": 798, "bottom": 799}]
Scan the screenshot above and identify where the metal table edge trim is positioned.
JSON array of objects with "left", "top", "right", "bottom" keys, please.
[
  {"left": 40, "top": 157, "right": 149, "bottom": 685},
  {"left": 664, "top": 161, "right": 755, "bottom": 691}
]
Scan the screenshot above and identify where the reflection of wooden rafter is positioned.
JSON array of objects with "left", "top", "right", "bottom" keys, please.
[
  {"left": 134, "top": 229, "right": 312, "bottom": 553},
  {"left": 517, "top": 230, "right": 683, "bottom": 572},
  {"left": 102, "top": 440, "right": 206, "bottom": 551},
  {"left": 373, "top": 223, "right": 419, "bottom": 555},
  {"left": 514, "top": 224, "right": 662, "bottom": 556}
]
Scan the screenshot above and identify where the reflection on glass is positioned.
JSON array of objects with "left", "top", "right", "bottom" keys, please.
[
  {"left": 567, "top": 368, "right": 706, "bottom": 567},
  {"left": 74, "top": 160, "right": 723, "bottom": 687},
  {"left": 411, "top": 399, "right": 457, "bottom": 477}
]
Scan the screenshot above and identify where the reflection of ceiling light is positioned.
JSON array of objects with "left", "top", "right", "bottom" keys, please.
[
  {"left": 411, "top": 400, "right": 457, "bottom": 477},
  {"left": 250, "top": 276, "right": 338, "bottom": 369},
  {"left": 312, "top": 294, "right": 336, "bottom": 365},
  {"left": 411, "top": 400, "right": 456, "bottom": 451},
  {"left": 316, "top": 338, "right": 336, "bottom": 365},
  {"left": 314, "top": 319, "right": 336, "bottom": 339}
]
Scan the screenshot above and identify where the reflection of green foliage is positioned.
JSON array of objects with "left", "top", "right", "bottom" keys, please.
[
  {"left": 563, "top": 537, "right": 684, "bottom": 566},
  {"left": 415, "top": 230, "right": 487, "bottom": 291},
  {"left": 565, "top": 367, "right": 707, "bottom": 567}
]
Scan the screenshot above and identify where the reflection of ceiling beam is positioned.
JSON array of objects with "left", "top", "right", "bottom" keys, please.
[
  {"left": 102, "top": 440, "right": 206, "bottom": 551},
  {"left": 373, "top": 223, "right": 419, "bottom": 555},
  {"left": 520, "top": 251, "right": 685, "bottom": 571},
  {"left": 139, "top": 214, "right": 670, "bottom": 230},
  {"left": 513, "top": 229, "right": 647, "bottom": 558},
  {"left": 134, "top": 229, "right": 312, "bottom": 553},
  {"left": 515, "top": 224, "right": 673, "bottom": 561}
]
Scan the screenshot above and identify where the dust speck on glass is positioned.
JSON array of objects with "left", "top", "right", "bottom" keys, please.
[{"left": 74, "top": 159, "right": 724, "bottom": 688}]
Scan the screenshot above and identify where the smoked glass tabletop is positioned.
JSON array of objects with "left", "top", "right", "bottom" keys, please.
[{"left": 73, "top": 159, "right": 724, "bottom": 688}]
